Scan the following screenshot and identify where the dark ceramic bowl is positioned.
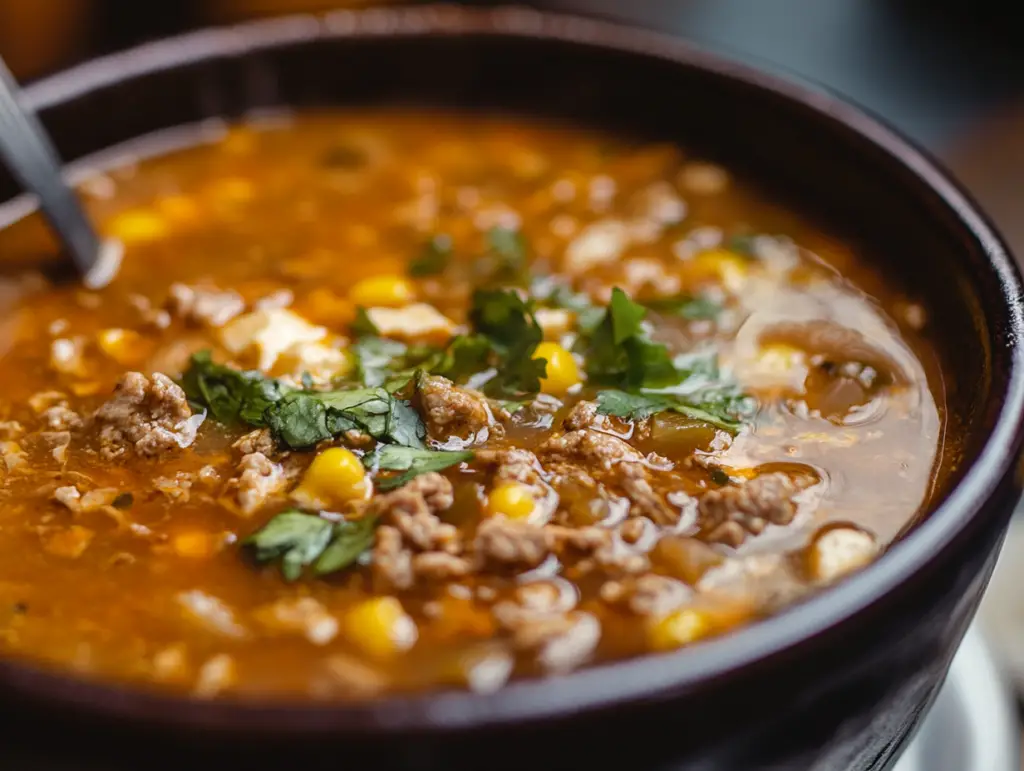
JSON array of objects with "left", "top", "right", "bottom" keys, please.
[{"left": 1, "top": 6, "right": 1023, "bottom": 771}]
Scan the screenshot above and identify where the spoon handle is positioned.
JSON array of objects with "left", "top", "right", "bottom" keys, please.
[{"left": 0, "top": 57, "right": 102, "bottom": 278}]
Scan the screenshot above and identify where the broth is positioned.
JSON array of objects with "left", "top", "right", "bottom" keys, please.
[{"left": 0, "top": 111, "right": 942, "bottom": 699}]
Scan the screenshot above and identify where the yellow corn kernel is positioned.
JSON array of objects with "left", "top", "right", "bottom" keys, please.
[
  {"left": 689, "top": 248, "right": 749, "bottom": 291},
  {"left": 156, "top": 194, "right": 200, "bottom": 225},
  {"left": 107, "top": 209, "right": 167, "bottom": 243},
  {"left": 349, "top": 275, "right": 416, "bottom": 308},
  {"left": 96, "top": 328, "right": 145, "bottom": 365},
  {"left": 292, "top": 447, "right": 370, "bottom": 509},
  {"left": 648, "top": 608, "right": 712, "bottom": 651},
  {"left": 756, "top": 343, "right": 804, "bottom": 375},
  {"left": 343, "top": 597, "right": 418, "bottom": 658},
  {"left": 533, "top": 341, "right": 581, "bottom": 395},
  {"left": 172, "top": 530, "right": 220, "bottom": 559},
  {"left": 486, "top": 482, "right": 537, "bottom": 520}
]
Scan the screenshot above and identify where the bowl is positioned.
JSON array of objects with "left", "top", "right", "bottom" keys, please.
[{"left": 1, "top": 6, "right": 1022, "bottom": 770}]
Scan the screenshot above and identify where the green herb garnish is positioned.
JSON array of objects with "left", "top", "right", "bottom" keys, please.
[
  {"left": 180, "top": 350, "right": 292, "bottom": 425},
  {"left": 181, "top": 352, "right": 425, "bottom": 450},
  {"left": 353, "top": 336, "right": 409, "bottom": 387},
  {"left": 483, "top": 226, "right": 528, "bottom": 282},
  {"left": 364, "top": 445, "right": 474, "bottom": 491},
  {"left": 643, "top": 294, "right": 721, "bottom": 321},
  {"left": 580, "top": 288, "right": 679, "bottom": 390},
  {"left": 408, "top": 234, "right": 454, "bottom": 277},
  {"left": 350, "top": 306, "right": 380, "bottom": 338},
  {"left": 469, "top": 288, "right": 546, "bottom": 396},
  {"left": 244, "top": 510, "right": 376, "bottom": 580},
  {"left": 595, "top": 389, "right": 744, "bottom": 433}
]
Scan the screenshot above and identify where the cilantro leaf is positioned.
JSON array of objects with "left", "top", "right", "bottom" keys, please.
[
  {"left": 469, "top": 288, "right": 546, "bottom": 395},
  {"left": 313, "top": 515, "right": 379, "bottom": 576},
  {"left": 363, "top": 445, "right": 474, "bottom": 491},
  {"left": 483, "top": 226, "right": 528, "bottom": 282},
  {"left": 408, "top": 234, "right": 453, "bottom": 277},
  {"left": 354, "top": 336, "right": 409, "bottom": 387},
  {"left": 596, "top": 389, "right": 746, "bottom": 433},
  {"left": 581, "top": 288, "right": 667, "bottom": 389},
  {"left": 419, "top": 334, "right": 492, "bottom": 382},
  {"left": 264, "top": 387, "right": 425, "bottom": 450},
  {"left": 243, "top": 510, "right": 335, "bottom": 581},
  {"left": 245, "top": 510, "right": 379, "bottom": 580},
  {"left": 350, "top": 307, "right": 380, "bottom": 338},
  {"left": 608, "top": 287, "right": 646, "bottom": 344},
  {"left": 643, "top": 294, "right": 721, "bottom": 321},
  {"left": 180, "top": 350, "right": 291, "bottom": 425},
  {"left": 183, "top": 353, "right": 426, "bottom": 450}
]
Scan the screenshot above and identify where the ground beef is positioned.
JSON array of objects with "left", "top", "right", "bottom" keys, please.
[
  {"left": 167, "top": 283, "right": 246, "bottom": 328},
  {"left": 698, "top": 472, "right": 814, "bottom": 546},
  {"left": 415, "top": 375, "right": 501, "bottom": 444},
  {"left": 233, "top": 452, "right": 287, "bottom": 516},
  {"left": 371, "top": 525, "right": 415, "bottom": 590},
  {"left": 41, "top": 405, "right": 82, "bottom": 431},
  {"left": 93, "top": 372, "right": 202, "bottom": 460},
  {"left": 368, "top": 472, "right": 458, "bottom": 552},
  {"left": 154, "top": 472, "right": 194, "bottom": 503},
  {"left": 512, "top": 611, "right": 602, "bottom": 673},
  {"left": 473, "top": 518, "right": 550, "bottom": 570},
  {"left": 539, "top": 429, "right": 646, "bottom": 469},
  {"left": 619, "top": 464, "right": 677, "bottom": 525},
  {"left": 600, "top": 574, "right": 691, "bottom": 616},
  {"left": 232, "top": 428, "right": 276, "bottom": 457},
  {"left": 369, "top": 474, "right": 465, "bottom": 590}
]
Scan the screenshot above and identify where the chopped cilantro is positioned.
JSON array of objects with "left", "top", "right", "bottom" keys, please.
[
  {"left": 354, "top": 336, "right": 409, "bottom": 387},
  {"left": 364, "top": 445, "right": 474, "bottom": 491},
  {"left": 469, "top": 288, "right": 546, "bottom": 396},
  {"left": 643, "top": 294, "right": 721, "bottom": 320},
  {"left": 243, "top": 510, "right": 335, "bottom": 581},
  {"left": 181, "top": 352, "right": 426, "bottom": 450},
  {"left": 595, "top": 389, "right": 745, "bottom": 433},
  {"left": 408, "top": 234, "right": 453, "bottom": 277},
  {"left": 245, "top": 510, "right": 377, "bottom": 580},
  {"left": 581, "top": 288, "right": 680, "bottom": 389},
  {"left": 180, "top": 350, "right": 292, "bottom": 425},
  {"left": 350, "top": 306, "right": 380, "bottom": 338},
  {"left": 483, "top": 226, "right": 528, "bottom": 282}
]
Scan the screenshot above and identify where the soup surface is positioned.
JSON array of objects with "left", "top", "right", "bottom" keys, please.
[{"left": 0, "top": 111, "right": 942, "bottom": 699}]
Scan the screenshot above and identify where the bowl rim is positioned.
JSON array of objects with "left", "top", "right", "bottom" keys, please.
[{"left": 4, "top": 3, "right": 1024, "bottom": 734}]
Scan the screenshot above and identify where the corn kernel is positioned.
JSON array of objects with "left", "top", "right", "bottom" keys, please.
[
  {"left": 107, "top": 209, "right": 167, "bottom": 243},
  {"left": 648, "top": 608, "right": 711, "bottom": 651},
  {"left": 96, "top": 328, "right": 145, "bottom": 365},
  {"left": 292, "top": 447, "right": 370, "bottom": 509},
  {"left": 486, "top": 482, "right": 537, "bottom": 520},
  {"left": 689, "top": 248, "right": 749, "bottom": 291},
  {"left": 533, "top": 341, "right": 581, "bottom": 395},
  {"left": 343, "top": 597, "right": 418, "bottom": 658},
  {"left": 349, "top": 275, "right": 416, "bottom": 308}
]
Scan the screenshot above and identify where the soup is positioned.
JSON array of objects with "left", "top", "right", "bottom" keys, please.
[{"left": 0, "top": 111, "right": 942, "bottom": 699}]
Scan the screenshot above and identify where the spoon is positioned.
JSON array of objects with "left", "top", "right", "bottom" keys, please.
[{"left": 0, "top": 56, "right": 121, "bottom": 288}]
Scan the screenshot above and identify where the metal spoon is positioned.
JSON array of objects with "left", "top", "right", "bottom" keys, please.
[{"left": 0, "top": 56, "right": 121, "bottom": 288}]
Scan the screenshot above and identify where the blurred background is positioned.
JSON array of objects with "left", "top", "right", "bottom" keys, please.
[
  {"left": 3, "top": 0, "right": 1024, "bottom": 760},
  {"left": 2, "top": 0, "right": 1022, "bottom": 248}
]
